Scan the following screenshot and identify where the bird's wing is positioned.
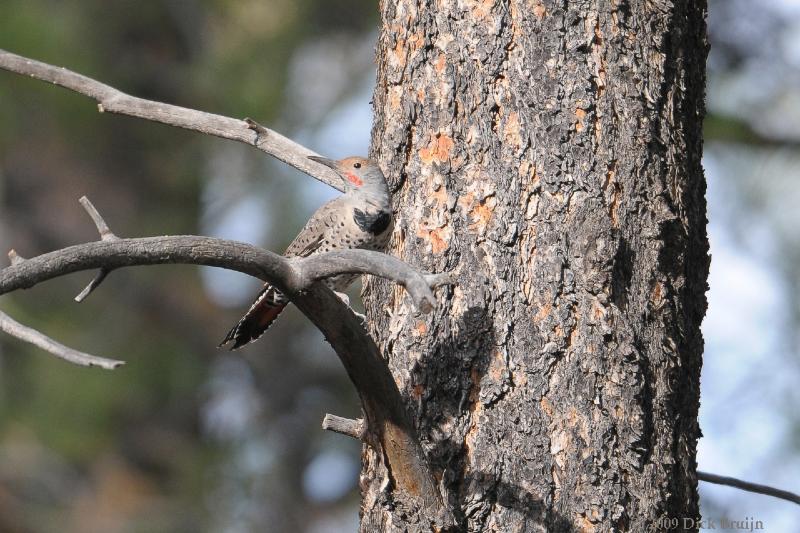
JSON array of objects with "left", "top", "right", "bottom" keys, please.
[{"left": 284, "top": 196, "right": 346, "bottom": 258}]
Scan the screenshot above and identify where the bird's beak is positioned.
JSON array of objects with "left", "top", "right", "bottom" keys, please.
[{"left": 308, "top": 155, "right": 339, "bottom": 171}]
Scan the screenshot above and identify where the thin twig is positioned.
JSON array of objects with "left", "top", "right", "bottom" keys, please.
[
  {"left": 322, "top": 414, "right": 365, "bottom": 440},
  {"left": 698, "top": 471, "right": 800, "bottom": 506},
  {"left": 0, "top": 48, "right": 344, "bottom": 192},
  {"left": 0, "top": 310, "right": 124, "bottom": 369},
  {"left": 7, "top": 250, "right": 25, "bottom": 266},
  {"left": 79, "top": 196, "right": 118, "bottom": 241},
  {"left": 74, "top": 196, "right": 119, "bottom": 301},
  {"left": 74, "top": 269, "right": 110, "bottom": 303}
]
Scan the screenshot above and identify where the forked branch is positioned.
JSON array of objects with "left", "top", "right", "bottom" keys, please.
[
  {"left": 0, "top": 198, "right": 450, "bottom": 522},
  {"left": 74, "top": 196, "right": 119, "bottom": 302}
]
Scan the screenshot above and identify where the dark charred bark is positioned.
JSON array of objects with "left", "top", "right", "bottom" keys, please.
[{"left": 363, "top": 1, "right": 709, "bottom": 531}]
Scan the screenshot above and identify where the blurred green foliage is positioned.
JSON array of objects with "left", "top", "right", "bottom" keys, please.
[{"left": 1, "top": 1, "right": 376, "bottom": 531}]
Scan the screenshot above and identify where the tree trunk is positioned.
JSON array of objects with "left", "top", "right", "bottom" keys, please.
[{"left": 363, "top": 0, "right": 708, "bottom": 531}]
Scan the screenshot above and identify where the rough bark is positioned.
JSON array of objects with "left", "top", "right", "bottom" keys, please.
[{"left": 363, "top": 1, "right": 708, "bottom": 531}]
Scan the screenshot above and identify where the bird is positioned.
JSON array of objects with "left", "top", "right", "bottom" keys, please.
[{"left": 219, "top": 155, "right": 393, "bottom": 350}]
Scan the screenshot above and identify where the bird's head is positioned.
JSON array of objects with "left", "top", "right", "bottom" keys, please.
[{"left": 308, "top": 155, "right": 389, "bottom": 204}]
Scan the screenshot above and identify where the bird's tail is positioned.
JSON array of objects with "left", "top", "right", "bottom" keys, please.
[{"left": 219, "top": 285, "right": 288, "bottom": 350}]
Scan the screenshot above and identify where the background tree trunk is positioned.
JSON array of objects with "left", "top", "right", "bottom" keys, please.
[{"left": 364, "top": 0, "right": 708, "bottom": 531}]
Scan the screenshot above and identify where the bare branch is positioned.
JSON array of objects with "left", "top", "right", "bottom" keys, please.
[
  {"left": 698, "top": 471, "right": 800, "bottom": 506},
  {"left": 74, "top": 268, "right": 110, "bottom": 303},
  {"left": 423, "top": 272, "right": 455, "bottom": 289},
  {"left": 0, "top": 233, "right": 447, "bottom": 516},
  {"left": 79, "top": 196, "right": 118, "bottom": 241},
  {"left": 0, "top": 48, "right": 343, "bottom": 192},
  {"left": 0, "top": 47, "right": 454, "bottom": 518},
  {"left": 322, "top": 414, "right": 365, "bottom": 440},
  {"left": 0, "top": 237, "right": 446, "bottom": 313},
  {"left": 0, "top": 310, "right": 124, "bottom": 369},
  {"left": 7, "top": 250, "right": 25, "bottom": 266},
  {"left": 293, "top": 283, "right": 445, "bottom": 515},
  {"left": 296, "top": 250, "right": 455, "bottom": 313},
  {"left": 0, "top": 236, "right": 294, "bottom": 294},
  {"left": 74, "top": 196, "right": 119, "bottom": 301}
]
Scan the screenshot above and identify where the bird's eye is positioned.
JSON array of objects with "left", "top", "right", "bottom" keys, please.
[{"left": 353, "top": 162, "right": 362, "bottom": 169}]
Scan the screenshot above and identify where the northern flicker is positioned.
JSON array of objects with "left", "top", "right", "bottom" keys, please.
[{"left": 219, "top": 155, "right": 393, "bottom": 350}]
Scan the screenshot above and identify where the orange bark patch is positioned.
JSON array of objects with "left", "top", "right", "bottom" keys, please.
[
  {"left": 390, "top": 31, "right": 424, "bottom": 71},
  {"left": 388, "top": 86, "right": 403, "bottom": 112},
  {"left": 575, "top": 107, "right": 587, "bottom": 133},
  {"left": 489, "top": 350, "right": 505, "bottom": 382},
  {"left": 469, "top": 0, "right": 495, "bottom": 20},
  {"left": 414, "top": 321, "right": 427, "bottom": 336},
  {"left": 591, "top": 300, "right": 606, "bottom": 321},
  {"left": 469, "top": 196, "right": 496, "bottom": 233},
  {"left": 392, "top": 38, "right": 407, "bottom": 69},
  {"left": 540, "top": 397, "right": 554, "bottom": 417},
  {"left": 532, "top": 1, "right": 546, "bottom": 19},
  {"left": 407, "top": 32, "right": 425, "bottom": 51},
  {"left": 417, "top": 225, "right": 451, "bottom": 254},
  {"left": 579, "top": 515, "right": 597, "bottom": 533},
  {"left": 419, "top": 133, "right": 454, "bottom": 165},
  {"left": 457, "top": 192, "right": 476, "bottom": 212},
  {"left": 429, "top": 228, "right": 449, "bottom": 253},
  {"left": 434, "top": 53, "right": 447, "bottom": 74},
  {"left": 650, "top": 281, "right": 665, "bottom": 310},
  {"left": 534, "top": 300, "right": 552, "bottom": 322},
  {"left": 651, "top": 282, "right": 662, "bottom": 301}
]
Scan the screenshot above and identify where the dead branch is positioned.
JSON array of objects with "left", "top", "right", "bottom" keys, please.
[
  {"left": 698, "top": 470, "right": 800, "bottom": 506},
  {"left": 74, "top": 196, "right": 119, "bottom": 302},
  {"left": 297, "top": 251, "right": 447, "bottom": 313},
  {"left": 0, "top": 309, "right": 123, "bottom": 369},
  {"left": 0, "top": 48, "right": 453, "bottom": 523},
  {"left": 7, "top": 250, "right": 25, "bottom": 266},
  {"left": 322, "top": 414, "right": 365, "bottom": 440},
  {"left": 0, "top": 48, "right": 343, "bottom": 192},
  {"left": 0, "top": 200, "right": 450, "bottom": 518},
  {"left": 0, "top": 235, "right": 448, "bottom": 306}
]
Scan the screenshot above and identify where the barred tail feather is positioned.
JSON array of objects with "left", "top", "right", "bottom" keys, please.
[{"left": 219, "top": 285, "right": 288, "bottom": 350}]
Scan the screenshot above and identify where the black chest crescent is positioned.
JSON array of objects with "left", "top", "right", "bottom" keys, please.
[{"left": 353, "top": 209, "right": 391, "bottom": 235}]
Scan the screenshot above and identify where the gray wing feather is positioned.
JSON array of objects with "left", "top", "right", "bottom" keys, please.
[{"left": 284, "top": 197, "right": 346, "bottom": 258}]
